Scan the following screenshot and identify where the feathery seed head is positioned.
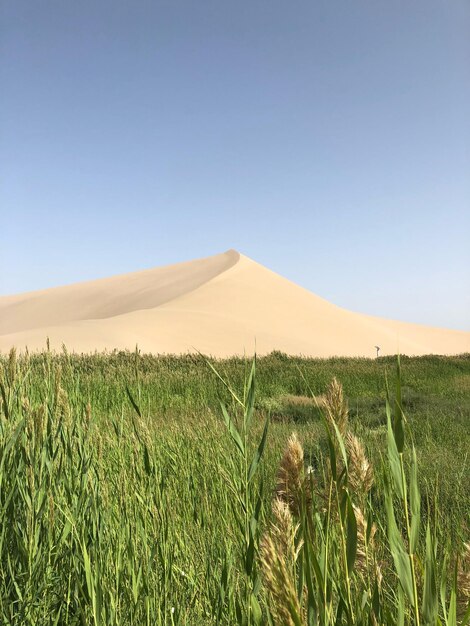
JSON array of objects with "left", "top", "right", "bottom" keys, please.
[
  {"left": 353, "top": 505, "right": 376, "bottom": 580},
  {"left": 271, "top": 498, "right": 302, "bottom": 563},
  {"left": 346, "top": 433, "right": 374, "bottom": 497},
  {"left": 260, "top": 498, "right": 304, "bottom": 625},
  {"left": 276, "top": 432, "right": 304, "bottom": 517},
  {"left": 322, "top": 377, "right": 348, "bottom": 435}
]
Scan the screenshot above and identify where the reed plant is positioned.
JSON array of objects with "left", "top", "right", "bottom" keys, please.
[
  {"left": 260, "top": 360, "right": 470, "bottom": 625},
  {"left": 0, "top": 348, "right": 468, "bottom": 624}
]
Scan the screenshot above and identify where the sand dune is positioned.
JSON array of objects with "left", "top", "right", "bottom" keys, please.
[{"left": 1, "top": 249, "right": 468, "bottom": 357}]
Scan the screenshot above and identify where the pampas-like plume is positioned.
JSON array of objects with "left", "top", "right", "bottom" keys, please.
[
  {"left": 276, "top": 433, "right": 304, "bottom": 517},
  {"left": 318, "top": 377, "right": 348, "bottom": 435},
  {"left": 353, "top": 505, "right": 377, "bottom": 580},
  {"left": 346, "top": 433, "right": 374, "bottom": 497},
  {"left": 270, "top": 498, "right": 303, "bottom": 563},
  {"left": 260, "top": 498, "right": 304, "bottom": 626}
]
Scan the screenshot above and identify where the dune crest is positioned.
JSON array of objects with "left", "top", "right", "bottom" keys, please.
[{"left": 0, "top": 249, "right": 468, "bottom": 357}]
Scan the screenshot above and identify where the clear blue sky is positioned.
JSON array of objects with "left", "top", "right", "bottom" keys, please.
[{"left": 1, "top": 1, "right": 469, "bottom": 330}]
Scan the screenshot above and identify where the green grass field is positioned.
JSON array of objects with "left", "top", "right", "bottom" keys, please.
[{"left": 0, "top": 349, "right": 469, "bottom": 625}]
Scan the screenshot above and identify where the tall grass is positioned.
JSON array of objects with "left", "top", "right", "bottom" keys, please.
[
  {"left": 0, "top": 348, "right": 469, "bottom": 624},
  {"left": 259, "top": 364, "right": 470, "bottom": 625}
]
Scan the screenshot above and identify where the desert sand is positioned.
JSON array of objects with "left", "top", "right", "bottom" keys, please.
[{"left": 1, "top": 249, "right": 468, "bottom": 357}]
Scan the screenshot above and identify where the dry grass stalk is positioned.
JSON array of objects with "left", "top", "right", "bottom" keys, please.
[
  {"left": 346, "top": 433, "right": 374, "bottom": 498},
  {"left": 319, "top": 377, "right": 348, "bottom": 435},
  {"left": 375, "top": 561, "right": 383, "bottom": 590},
  {"left": 260, "top": 498, "right": 304, "bottom": 626},
  {"left": 276, "top": 432, "right": 304, "bottom": 517}
]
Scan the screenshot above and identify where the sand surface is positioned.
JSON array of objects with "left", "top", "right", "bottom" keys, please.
[{"left": 1, "top": 249, "right": 468, "bottom": 357}]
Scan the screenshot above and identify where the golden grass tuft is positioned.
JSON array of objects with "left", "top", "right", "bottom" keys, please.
[
  {"left": 353, "top": 504, "right": 377, "bottom": 582},
  {"left": 317, "top": 377, "right": 348, "bottom": 435},
  {"left": 260, "top": 498, "right": 304, "bottom": 626},
  {"left": 276, "top": 432, "right": 304, "bottom": 517},
  {"left": 346, "top": 433, "right": 374, "bottom": 498}
]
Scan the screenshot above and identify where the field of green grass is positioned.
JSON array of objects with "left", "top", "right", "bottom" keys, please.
[{"left": 0, "top": 349, "right": 469, "bottom": 625}]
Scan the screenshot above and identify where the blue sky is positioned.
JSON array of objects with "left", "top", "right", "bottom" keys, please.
[{"left": 1, "top": 1, "right": 469, "bottom": 330}]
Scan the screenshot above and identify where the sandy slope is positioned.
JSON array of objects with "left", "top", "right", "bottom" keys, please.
[{"left": 0, "top": 250, "right": 468, "bottom": 357}]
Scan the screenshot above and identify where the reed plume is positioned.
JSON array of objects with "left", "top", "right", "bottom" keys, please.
[
  {"left": 353, "top": 505, "right": 377, "bottom": 580},
  {"left": 346, "top": 433, "right": 374, "bottom": 498},
  {"left": 260, "top": 498, "right": 304, "bottom": 626},
  {"left": 276, "top": 432, "right": 304, "bottom": 517},
  {"left": 318, "top": 377, "right": 348, "bottom": 435}
]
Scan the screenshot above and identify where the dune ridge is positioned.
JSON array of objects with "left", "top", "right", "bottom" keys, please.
[{"left": 1, "top": 249, "right": 468, "bottom": 357}]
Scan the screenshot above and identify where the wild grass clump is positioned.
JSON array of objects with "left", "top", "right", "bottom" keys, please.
[
  {"left": 0, "top": 348, "right": 468, "bottom": 624},
  {"left": 260, "top": 361, "right": 470, "bottom": 625}
]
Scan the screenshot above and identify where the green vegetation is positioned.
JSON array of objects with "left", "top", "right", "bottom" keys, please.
[{"left": 0, "top": 349, "right": 469, "bottom": 625}]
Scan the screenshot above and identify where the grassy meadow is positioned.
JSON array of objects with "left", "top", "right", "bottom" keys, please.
[{"left": 0, "top": 349, "right": 469, "bottom": 625}]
